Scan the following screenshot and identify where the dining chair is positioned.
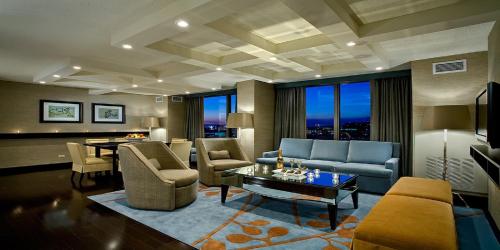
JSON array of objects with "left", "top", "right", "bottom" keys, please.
[
  {"left": 67, "top": 142, "right": 113, "bottom": 185},
  {"left": 85, "top": 138, "right": 113, "bottom": 157},
  {"left": 171, "top": 138, "right": 188, "bottom": 143},
  {"left": 170, "top": 141, "right": 193, "bottom": 167}
]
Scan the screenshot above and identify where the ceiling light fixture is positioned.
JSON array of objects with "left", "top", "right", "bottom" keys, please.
[
  {"left": 122, "top": 44, "right": 133, "bottom": 50},
  {"left": 268, "top": 80, "right": 273, "bottom": 83},
  {"left": 176, "top": 19, "right": 189, "bottom": 28},
  {"left": 269, "top": 57, "right": 277, "bottom": 61},
  {"left": 211, "top": 87, "right": 217, "bottom": 90},
  {"left": 216, "top": 67, "right": 222, "bottom": 71},
  {"left": 185, "top": 91, "right": 190, "bottom": 94},
  {"left": 157, "top": 79, "right": 163, "bottom": 83},
  {"left": 112, "top": 89, "right": 117, "bottom": 92},
  {"left": 39, "top": 81, "right": 46, "bottom": 84},
  {"left": 132, "top": 84, "right": 138, "bottom": 88},
  {"left": 163, "top": 94, "right": 167, "bottom": 97},
  {"left": 72, "top": 65, "right": 81, "bottom": 70},
  {"left": 346, "top": 41, "right": 356, "bottom": 47},
  {"left": 375, "top": 66, "right": 383, "bottom": 71},
  {"left": 53, "top": 74, "right": 60, "bottom": 78},
  {"left": 315, "top": 74, "right": 322, "bottom": 78}
]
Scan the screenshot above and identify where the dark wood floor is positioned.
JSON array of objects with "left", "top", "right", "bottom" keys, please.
[{"left": 0, "top": 169, "right": 195, "bottom": 250}]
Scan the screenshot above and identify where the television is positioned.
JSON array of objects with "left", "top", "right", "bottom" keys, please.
[{"left": 476, "top": 82, "right": 500, "bottom": 148}]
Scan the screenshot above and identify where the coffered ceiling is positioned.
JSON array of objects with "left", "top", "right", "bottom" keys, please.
[{"left": 0, "top": 0, "right": 499, "bottom": 96}]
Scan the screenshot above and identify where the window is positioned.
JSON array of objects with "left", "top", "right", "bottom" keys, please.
[
  {"left": 306, "top": 86, "right": 334, "bottom": 139},
  {"left": 204, "top": 96, "right": 227, "bottom": 138},
  {"left": 339, "top": 82, "right": 371, "bottom": 140},
  {"left": 228, "top": 94, "right": 237, "bottom": 137}
]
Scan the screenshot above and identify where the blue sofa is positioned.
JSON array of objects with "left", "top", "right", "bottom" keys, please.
[{"left": 256, "top": 138, "right": 400, "bottom": 193}]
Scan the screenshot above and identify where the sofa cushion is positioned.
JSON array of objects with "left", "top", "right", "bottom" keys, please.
[
  {"left": 301, "top": 160, "right": 344, "bottom": 171},
  {"left": 280, "top": 138, "right": 314, "bottom": 159},
  {"left": 387, "top": 177, "right": 453, "bottom": 204},
  {"left": 159, "top": 169, "right": 198, "bottom": 187},
  {"left": 148, "top": 158, "right": 162, "bottom": 170},
  {"left": 353, "top": 195, "right": 457, "bottom": 250},
  {"left": 310, "top": 140, "right": 349, "bottom": 162},
  {"left": 336, "top": 163, "right": 393, "bottom": 178},
  {"left": 208, "top": 150, "right": 231, "bottom": 160},
  {"left": 347, "top": 140, "right": 393, "bottom": 165},
  {"left": 211, "top": 159, "right": 252, "bottom": 171}
]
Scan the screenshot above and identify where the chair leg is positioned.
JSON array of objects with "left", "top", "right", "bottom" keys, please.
[
  {"left": 71, "top": 171, "right": 75, "bottom": 182},
  {"left": 79, "top": 173, "right": 84, "bottom": 186}
]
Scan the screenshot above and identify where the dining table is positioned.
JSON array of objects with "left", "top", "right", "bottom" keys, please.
[{"left": 83, "top": 141, "right": 129, "bottom": 175}]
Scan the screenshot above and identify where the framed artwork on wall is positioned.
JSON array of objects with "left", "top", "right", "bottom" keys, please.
[
  {"left": 39, "top": 100, "right": 83, "bottom": 123},
  {"left": 92, "top": 103, "right": 126, "bottom": 124}
]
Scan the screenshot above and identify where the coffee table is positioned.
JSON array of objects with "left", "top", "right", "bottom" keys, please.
[{"left": 220, "top": 164, "right": 358, "bottom": 230}]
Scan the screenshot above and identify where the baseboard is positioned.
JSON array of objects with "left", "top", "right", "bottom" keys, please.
[{"left": 0, "top": 162, "right": 72, "bottom": 176}]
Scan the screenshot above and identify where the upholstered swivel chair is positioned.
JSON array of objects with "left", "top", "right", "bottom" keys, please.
[
  {"left": 67, "top": 142, "right": 113, "bottom": 184},
  {"left": 196, "top": 138, "right": 252, "bottom": 186},
  {"left": 170, "top": 140, "right": 193, "bottom": 167},
  {"left": 118, "top": 141, "right": 199, "bottom": 210}
]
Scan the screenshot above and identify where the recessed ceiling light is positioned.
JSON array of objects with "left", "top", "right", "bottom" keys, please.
[
  {"left": 216, "top": 67, "right": 222, "bottom": 71},
  {"left": 315, "top": 74, "right": 322, "bottom": 78},
  {"left": 112, "top": 89, "right": 117, "bottom": 92},
  {"left": 346, "top": 41, "right": 356, "bottom": 47},
  {"left": 122, "top": 44, "right": 133, "bottom": 50},
  {"left": 72, "top": 65, "right": 81, "bottom": 70},
  {"left": 211, "top": 87, "right": 217, "bottom": 90},
  {"left": 268, "top": 80, "right": 273, "bottom": 83},
  {"left": 53, "top": 74, "right": 60, "bottom": 78},
  {"left": 157, "top": 79, "right": 163, "bottom": 83},
  {"left": 269, "top": 57, "right": 277, "bottom": 61},
  {"left": 176, "top": 19, "right": 189, "bottom": 28},
  {"left": 39, "top": 81, "right": 46, "bottom": 84},
  {"left": 185, "top": 91, "right": 190, "bottom": 94},
  {"left": 162, "top": 94, "right": 167, "bottom": 97},
  {"left": 132, "top": 84, "right": 138, "bottom": 88},
  {"left": 375, "top": 66, "right": 383, "bottom": 71}
]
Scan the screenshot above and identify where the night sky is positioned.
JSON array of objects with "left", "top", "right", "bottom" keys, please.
[{"left": 204, "top": 95, "right": 236, "bottom": 125}]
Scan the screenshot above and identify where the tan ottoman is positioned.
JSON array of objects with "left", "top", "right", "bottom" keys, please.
[{"left": 386, "top": 177, "right": 453, "bottom": 204}]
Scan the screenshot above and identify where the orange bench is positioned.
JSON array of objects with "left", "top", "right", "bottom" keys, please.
[{"left": 352, "top": 177, "right": 457, "bottom": 250}]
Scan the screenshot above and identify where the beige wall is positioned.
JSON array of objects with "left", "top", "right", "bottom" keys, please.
[
  {"left": 0, "top": 81, "right": 168, "bottom": 168},
  {"left": 412, "top": 52, "right": 489, "bottom": 194},
  {"left": 237, "top": 80, "right": 275, "bottom": 161},
  {"left": 167, "top": 96, "right": 186, "bottom": 142},
  {"left": 487, "top": 20, "right": 500, "bottom": 228}
]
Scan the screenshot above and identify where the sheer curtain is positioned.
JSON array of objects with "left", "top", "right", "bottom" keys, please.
[
  {"left": 185, "top": 96, "right": 204, "bottom": 143},
  {"left": 273, "top": 87, "right": 306, "bottom": 148},
  {"left": 371, "top": 76, "right": 412, "bottom": 177}
]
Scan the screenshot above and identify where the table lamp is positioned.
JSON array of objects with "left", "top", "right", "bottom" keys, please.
[
  {"left": 421, "top": 105, "right": 472, "bottom": 180},
  {"left": 227, "top": 113, "right": 254, "bottom": 138},
  {"left": 141, "top": 116, "right": 160, "bottom": 140}
]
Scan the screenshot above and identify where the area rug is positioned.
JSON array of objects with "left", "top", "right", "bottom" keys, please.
[
  {"left": 89, "top": 186, "right": 500, "bottom": 250},
  {"left": 89, "top": 185, "right": 379, "bottom": 249}
]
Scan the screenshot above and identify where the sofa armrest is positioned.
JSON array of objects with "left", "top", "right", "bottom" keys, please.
[
  {"left": 262, "top": 150, "right": 278, "bottom": 158},
  {"left": 385, "top": 158, "right": 399, "bottom": 182}
]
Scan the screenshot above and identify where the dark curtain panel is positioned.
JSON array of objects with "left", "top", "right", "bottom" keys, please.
[
  {"left": 274, "top": 87, "right": 306, "bottom": 148},
  {"left": 185, "top": 96, "right": 204, "bottom": 143},
  {"left": 371, "top": 76, "right": 412, "bottom": 177}
]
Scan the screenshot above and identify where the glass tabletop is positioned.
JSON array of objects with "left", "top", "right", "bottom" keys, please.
[{"left": 222, "top": 164, "right": 357, "bottom": 190}]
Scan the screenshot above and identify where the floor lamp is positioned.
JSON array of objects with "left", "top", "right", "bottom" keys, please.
[
  {"left": 226, "top": 113, "right": 254, "bottom": 138},
  {"left": 422, "top": 105, "right": 472, "bottom": 205}
]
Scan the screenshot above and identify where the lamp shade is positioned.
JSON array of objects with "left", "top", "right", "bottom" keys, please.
[
  {"left": 227, "top": 113, "right": 254, "bottom": 129},
  {"left": 141, "top": 116, "right": 160, "bottom": 128},
  {"left": 421, "top": 105, "right": 472, "bottom": 130}
]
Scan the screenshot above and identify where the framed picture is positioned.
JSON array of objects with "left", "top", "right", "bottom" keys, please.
[
  {"left": 92, "top": 103, "right": 126, "bottom": 124},
  {"left": 40, "top": 100, "right": 83, "bottom": 123}
]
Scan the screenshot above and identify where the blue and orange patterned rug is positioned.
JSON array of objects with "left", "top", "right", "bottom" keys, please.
[{"left": 89, "top": 185, "right": 499, "bottom": 250}]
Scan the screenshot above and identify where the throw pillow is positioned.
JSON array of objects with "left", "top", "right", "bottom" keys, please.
[{"left": 208, "top": 150, "right": 231, "bottom": 160}]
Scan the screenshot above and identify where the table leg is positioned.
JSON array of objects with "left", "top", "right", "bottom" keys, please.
[
  {"left": 95, "top": 147, "right": 101, "bottom": 158},
  {"left": 352, "top": 189, "right": 359, "bottom": 209},
  {"left": 112, "top": 149, "right": 118, "bottom": 175},
  {"left": 327, "top": 203, "right": 337, "bottom": 230},
  {"left": 221, "top": 184, "right": 229, "bottom": 203}
]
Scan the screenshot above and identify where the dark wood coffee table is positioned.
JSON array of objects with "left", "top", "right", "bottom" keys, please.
[{"left": 220, "top": 164, "right": 358, "bottom": 230}]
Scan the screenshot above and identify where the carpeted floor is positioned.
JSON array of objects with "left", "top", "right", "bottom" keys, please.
[{"left": 89, "top": 186, "right": 500, "bottom": 250}]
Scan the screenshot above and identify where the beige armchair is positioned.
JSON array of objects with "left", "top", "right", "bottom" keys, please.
[
  {"left": 196, "top": 138, "right": 252, "bottom": 186},
  {"left": 118, "top": 141, "right": 198, "bottom": 210},
  {"left": 67, "top": 142, "right": 113, "bottom": 185},
  {"left": 170, "top": 140, "right": 193, "bottom": 167}
]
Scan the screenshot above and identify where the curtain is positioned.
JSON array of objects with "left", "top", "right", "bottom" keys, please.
[
  {"left": 371, "top": 76, "right": 412, "bottom": 177},
  {"left": 274, "top": 87, "right": 306, "bottom": 148},
  {"left": 185, "top": 96, "right": 204, "bottom": 143}
]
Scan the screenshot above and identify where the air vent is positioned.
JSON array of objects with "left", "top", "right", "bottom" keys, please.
[
  {"left": 432, "top": 59, "right": 467, "bottom": 75},
  {"left": 171, "top": 96, "right": 183, "bottom": 103},
  {"left": 155, "top": 96, "right": 164, "bottom": 103}
]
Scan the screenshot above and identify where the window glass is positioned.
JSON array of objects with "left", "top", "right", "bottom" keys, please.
[
  {"left": 306, "top": 86, "right": 334, "bottom": 139},
  {"left": 204, "top": 96, "right": 227, "bottom": 138},
  {"left": 339, "top": 82, "right": 371, "bottom": 140}
]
